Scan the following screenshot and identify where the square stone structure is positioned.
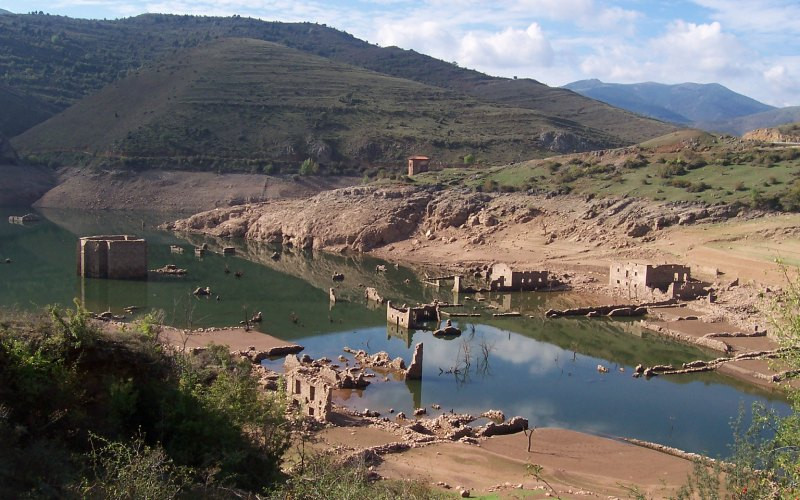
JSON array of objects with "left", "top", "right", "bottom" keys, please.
[
  {"left": 489, "top": 263, "right": 551, "bottom": 291},
  {"left": 609, "top": 261, "right": 704, "bottom": 301},
  {"left": 77, "top": 235, "right": 148, "bottom": 280},
  {"left": 386, "top": 301, "right": 439, "bottom": 329},
  {"left": 407, "top": 155, "right": 430, "bottom": 176},
  {"left": 284, "top": 356, "right": 332, "bottom": 421}
]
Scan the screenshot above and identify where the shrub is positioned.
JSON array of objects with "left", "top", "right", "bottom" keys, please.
[
  {"left": 463, "top": 153, "right": 475, "bottom": 165},
  {"left": 686, "top": 181, "right": 711, "bottom": 193},
  {"left": 80, "top": 434, "right": 191, "bottom": 499},
  {"left": 273, "top": 453, "right": 447, "bottom": 499},
  {"left": 657, "top": 163, "right": 687, "bottom": 178},
  {"left": 299, "top": 158, "right": 319, "bottom": 176}
]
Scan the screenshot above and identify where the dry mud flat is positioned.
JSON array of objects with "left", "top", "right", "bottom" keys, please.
[{"left": 309, "top": 412, "right": 697, "bottom": 499}]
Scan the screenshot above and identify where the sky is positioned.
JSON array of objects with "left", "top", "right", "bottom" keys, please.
[{"left": 3, "top": 0, "right": 799, "bottom": 107}]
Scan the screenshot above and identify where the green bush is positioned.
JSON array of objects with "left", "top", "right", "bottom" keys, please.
[
  {"left": 299, "top": 158, "right": 319, "bottom": 176},
  {"left": 657, "top": 162, "right": 687, "bottom": 178},
  {"left": 463, "top": 153, "right": 475, "bottom": 165},
  {"left": 273, "top": 453, "right": 447, "bottom": 499}
]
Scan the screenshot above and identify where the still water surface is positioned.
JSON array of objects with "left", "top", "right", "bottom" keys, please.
[{"left": 0, "top": 207, "right": 790, "bottom": 457}]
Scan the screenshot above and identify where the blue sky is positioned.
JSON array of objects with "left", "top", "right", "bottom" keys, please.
[{"left": 3, "top": 0, "right": 799, "bottom": 107}]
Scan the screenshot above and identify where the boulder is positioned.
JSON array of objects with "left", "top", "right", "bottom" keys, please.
[{"left": 479, "top": 416, "right": 528, "bottom": 437}]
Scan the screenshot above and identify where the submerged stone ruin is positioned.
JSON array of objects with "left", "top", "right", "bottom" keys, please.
[
  {"left": 77, "top": 235, "right": 147, "bottom": 280},
  {"left": 386, "top": 301, "right": 440, "bottom": 329}
]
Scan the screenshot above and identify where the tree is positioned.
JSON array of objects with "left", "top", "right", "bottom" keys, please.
[
  {"left": 677, "top": 269, "right": 800, "bottom": 498},
  {"left": 299, "top": 158, "right": 319, "bottom": 176}
]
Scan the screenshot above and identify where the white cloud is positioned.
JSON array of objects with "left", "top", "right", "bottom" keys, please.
[
  {"left": 459, "top": 23, "right": 553, "bottom": 68},
  {"left": 692, "top": 0, "right": 800, "bottom": 35}
]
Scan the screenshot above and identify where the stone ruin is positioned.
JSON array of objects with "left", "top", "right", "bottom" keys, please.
[
  {"left": 609, "top": 261, "right": 706, "bottom": 301},
  {"left": 386, "top": 301, "right": 439, "bottom": 329},
  {"left": 284, "top": 355, "right": 334, "bottom": 422},
  {"left": 77, "top": 235, "right": 147, "bottom": 280},
  {"left": 489, "top": 263, "right": 554, "bottom": 292}
]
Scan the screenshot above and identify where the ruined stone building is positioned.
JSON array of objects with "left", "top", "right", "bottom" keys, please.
[
  {"left": 407, "top": 155, "right": 430, "bottom": 176},
  {"left": 77, "top": 235, "right": 147, "bottom": 279},
  {"left": 386, "top": 301, "right": 439, "bottom": 329},
  {"left": 284, "top": 356, "right": 333, "bottom": 421},
  {"left": 609, "top": 262, "right": 705, "bottom": 301},
  {"left": 8, "top": 213, "right": 40, "bottom": 224},
  {"left": 489, "top": 263, "right": 551, "bottom": 291}
]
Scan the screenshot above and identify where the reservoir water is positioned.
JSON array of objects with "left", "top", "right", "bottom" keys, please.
[{"left": 0, "top": 206, "right": 790, "bottom": 457}]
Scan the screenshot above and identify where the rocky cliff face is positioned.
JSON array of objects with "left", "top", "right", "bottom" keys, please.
[
  {"left": 742, "top": 127, "right": 800, "bottom": 143},
  {"left": 165, "top": 185, "right": 748, "bottom": 256}
]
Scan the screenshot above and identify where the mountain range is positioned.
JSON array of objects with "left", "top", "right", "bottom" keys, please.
[
  {"left": 563, "top": 79, "right": 774, "bottom": 125},
  {"left": 563, "top": 79, "right": 800, "bottom": 136}
]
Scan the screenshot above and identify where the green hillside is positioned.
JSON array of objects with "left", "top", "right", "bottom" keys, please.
[
  {"left": 0, "top": 84, "right": 60, "bottom": 137},
  {"left": 415, "top": 130, "right": 800, "bottom": 211},
  {"left": 0, "top": 12, "right": 674, "bottom": 147},
  {"left": 13, "top": 38, "right": 624, "bottom": 173}
]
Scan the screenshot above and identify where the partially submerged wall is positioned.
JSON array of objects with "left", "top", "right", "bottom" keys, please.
[
  {"left": 77, "top": 235, "right": 147, "bottom": 280},
  {"left": 386, "top": 301, "right": 439, "bottom": 329},
  {"left": 490, "top": 263, "right": 551, "bottom": 291}
]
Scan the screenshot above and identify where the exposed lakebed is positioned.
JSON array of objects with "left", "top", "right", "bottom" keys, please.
[{"left": 0, "top": 207, "right": 790, "bottom": 457}]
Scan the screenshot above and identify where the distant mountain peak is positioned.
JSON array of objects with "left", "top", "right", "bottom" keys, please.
[{"left": 562, "top": 80, "right": 774, "bottom": 125}]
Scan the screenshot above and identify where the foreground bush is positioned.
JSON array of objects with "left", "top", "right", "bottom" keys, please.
[{"left": 0, "top": 304, "right": 288, "bottom": 497}]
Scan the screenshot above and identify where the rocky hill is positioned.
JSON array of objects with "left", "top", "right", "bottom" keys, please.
[
  {"left": 12, "top": 38, "right": 622, "bottom": 173},
  {"left": 0, "top": 12, "right": 673, "bottom": 151},
  {"left": 743, "top": 123, "right": 800, "bottom": 143},
  {"left": 165, "top": 184, "right": 743, "bottom": 256}
]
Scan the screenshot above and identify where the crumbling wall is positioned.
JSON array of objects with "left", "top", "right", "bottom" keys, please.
[
  {"left": 645, "top": 264, "right": 691, "bottom": 288},
  {"left": 387, "top": 301, "right": 412, "bottom": 328},
  {"left": 490, "top": 263, "right": 551, "bottom": 291},
  {"left": 610, "top": 262, "right": 701, "bottom": 301},
  {"left": 78, "top": 235, "right": 148, "bottom": 280},
  {"left": 386, "top": 302, "right": 439, "bottom": 329},
  {"left": 284, "top": 357, "right": 332, "bottom": 421}
]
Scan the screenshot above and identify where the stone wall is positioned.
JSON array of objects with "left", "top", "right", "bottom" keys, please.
[
  {"left": 78, "top": 235, "right": 147, "bottom": 280},
  {"left": 489, "top": 263, "right": 550, "bottom": 291},
  {"left": 386, "top": 301, "right": 439, "bottom": 329},
  {"left": 284, "top": 356, "right": 332, "bottom": 421},
  {"left": 609, "top": 262, "right": 698, "bottom": 301}
]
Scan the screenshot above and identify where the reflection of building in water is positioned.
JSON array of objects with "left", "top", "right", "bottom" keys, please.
[
  {"left": 79, "top": 275, "right": 148, "bottom": 314},
  {"left": 386, "top": 323, "right": 415, "bottom": 348}
]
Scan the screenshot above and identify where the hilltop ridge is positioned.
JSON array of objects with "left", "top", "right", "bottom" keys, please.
[
  {"left": 13, "top": 38, "right": 621, "bottom": 172},
  {"left": 0, "top": 12, "right": 674, "bottom": 151}
]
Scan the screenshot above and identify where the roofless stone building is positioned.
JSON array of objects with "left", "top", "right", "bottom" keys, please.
[{"left": 77, "top": 235, "right": 148, "bottom": 280}]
